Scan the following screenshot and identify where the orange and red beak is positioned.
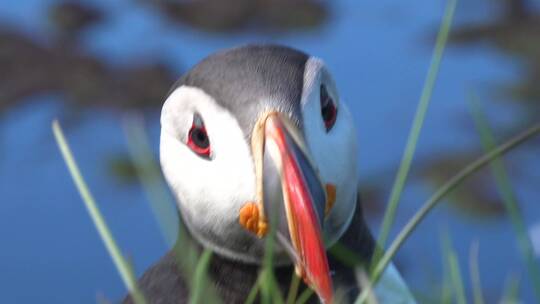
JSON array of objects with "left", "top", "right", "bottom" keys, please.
[{"left": 247, "top": 113, "right": 334, "bottom": 303}]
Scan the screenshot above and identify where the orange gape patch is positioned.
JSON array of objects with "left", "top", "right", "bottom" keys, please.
[
  {"left": 325, "top": 184, "right": 337, "bottom": 216},
  {"left": 239, "top": 202, "right": 268, "bottom": 238}
]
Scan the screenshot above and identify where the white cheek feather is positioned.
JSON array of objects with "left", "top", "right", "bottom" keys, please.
[
  {"left": 160, "top": 86, "right": 256, "bottom": 238},
  {"left": 301, "top": 58, "right": 359, "bottom": 245}
]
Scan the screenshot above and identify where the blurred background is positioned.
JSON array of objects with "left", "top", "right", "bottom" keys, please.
[{"left": 0, "top": 0, "right": 539, "bottom": 303}]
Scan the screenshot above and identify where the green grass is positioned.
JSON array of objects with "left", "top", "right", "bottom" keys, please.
[
  {"left": 122, "top": 115, "right": 220, "bottom": 303},
  {"left": 52, "top": 120, "right": 147, "bottom": 304},
  {"left": 355, "top": 123, "right": 540, "bottom": 303},
  {"left": 190, "top": 250, "right": 213, "bottom": 304},
  {"left": 244, "top": 273, "right": 263, "bottom": 304},
  {"left": 260, "top": 206, "right": 285, "bottom": 304},
  {"left": 123, "top": 115, "right": 178, "bottom": 248},
  {"left": 469, "top": 96, "right": 540, "bottom": 301},
  {"left": 285, "top": 272, "right": 301, "bottom": 304},
  {"left": 501, "top": 273, "right": 521, "bottom": 303},
  {"left": 440, "top": 251, "right": 452, "bottom": 304},
  {"left": 468, "top": 241, "right": 484, "bottom": 304},
  {"left": 375, "top": 0, "right": 458, "bottom": 260},
  {"left": 295, "top": 288, "right": 314, "bottom": 304},
  {"left": 442, "top": 233, "right": 467, "bottom": 304},
  {"left": 54, "top": 117, "right": 222, "bottom": 304}
]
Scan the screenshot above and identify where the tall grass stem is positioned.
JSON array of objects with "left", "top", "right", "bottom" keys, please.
[
  {"left": 189, "top": 250, "right": 213, "bottom": 304},
  {"left": 52, "top": 120, "right": 147, "bottom": 304},
  {"left": 375, "top": 0, "right": 457, "bottom": 260},
  {"left": 443, "top": 235, "right": 467, "bottom": 304},
  {"left": 469, "top": 97, "right": 540, "bottom": 300},
  {"left": 286, "top": 273, "right": 301, "bottom": 304},
  {"left": 468, "top": 241, "right": 484, "bottom": 304},
  {"left": 355, "top": 123, "right": 540, "bottom": 303},
  {"left": 123, "top": 114, "right": 178, "bottom": 247},
  {"left": 295, "top": 288, "right": 314, "bottom": 304}
]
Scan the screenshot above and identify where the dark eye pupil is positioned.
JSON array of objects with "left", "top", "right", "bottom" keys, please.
[
  {"left": 320, "top": 84, "right": 337, "bottom": 130},
  {"left": 322, "top": 101, "right": 334, "bottom": 121},
  {"left": 191, "top": 128, "right": 209, "bottom": 148}
]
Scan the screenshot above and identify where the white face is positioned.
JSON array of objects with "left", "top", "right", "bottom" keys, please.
[
  {"left": 301, "top": 58, "right": 359, "bottom": 246},
  {"left": 159, "top": 57, "right": 359, "bottom": 264}
]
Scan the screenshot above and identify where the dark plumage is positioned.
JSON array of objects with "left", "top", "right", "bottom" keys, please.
[{"left": 124, "top": 196, "right": 374, "bottom": 303}]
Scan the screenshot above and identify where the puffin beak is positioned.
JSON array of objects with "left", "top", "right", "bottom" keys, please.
[{"left": 248, "top": 112, "right": 334, "bottom": 303}]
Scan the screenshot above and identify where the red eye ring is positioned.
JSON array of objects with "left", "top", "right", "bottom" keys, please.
[
  {"left": 320, "top": 84, "right": 337, "bottom": 131},
  {"left": 187, "top": 114, "right": 211, "bottom": 158}
]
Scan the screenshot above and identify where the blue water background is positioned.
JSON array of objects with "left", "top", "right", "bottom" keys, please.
[{"left": 0, "top": 0, "right": 538, "bottom": 302}]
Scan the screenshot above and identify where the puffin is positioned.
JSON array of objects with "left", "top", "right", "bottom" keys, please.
[{"left": 124, "top": 45, "right": 415, "bottom": 304}]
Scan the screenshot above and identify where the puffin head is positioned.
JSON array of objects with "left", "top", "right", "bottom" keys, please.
[{"left": 159, "top": 45, "right": 359, "bottom": 302}]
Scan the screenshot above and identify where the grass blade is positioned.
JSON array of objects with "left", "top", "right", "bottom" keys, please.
[
  {"left": 122, "top": 115, "right": 220, "bottom": 303},
  {"left": 245, "top": 274, "right": 262, "bottom": 304},
  {"left": 52, "top": 120, "right": 147, "bottom": 304},
  {"left": 295, "top": 288, "right": 313, "bottom": 304},
  {"left": 123, "top": 114, "right": 178, "bottom": 248},
  {"left": 356, "top": 268, "right": 378, "bottom": 304},
  {"left": 286, "top": 273, "right": 301, "bottom": 304},
  {"left": 190, "top": 250, "right": 213, "bottom": 304},
  {"left": 259, "top": 202, "right": 285, "bottom": 304},
  {"left": 355, "top": 122, "right": 540, "bottom": 303},
  {"left": 501, "top": 272, "right": 521, "bottom": 303},
  {"left": 469, "top": 96, "right": 540, "bottom": 301},
  {"left": 442, "top": 233, "right": 467, "bottom": 304},
  {"left": 468, "top": 241, "right": 484, "bottom": 304},
  {"left": 448, "top": 247, "right": 467, "bottom": 304},
  {"left": 440, "top": 250, "right": 452, "bottom": 304},
  {"left": 376, "top": 0, "right": 458, "bottom": 259}
]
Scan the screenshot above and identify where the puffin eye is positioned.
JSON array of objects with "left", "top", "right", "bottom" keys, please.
[
  {"left": 187, "top": 114, "right": 211, "bottom": 158},
  {"left": 320, "top": 84, "right": 337, "bottom": 131}
]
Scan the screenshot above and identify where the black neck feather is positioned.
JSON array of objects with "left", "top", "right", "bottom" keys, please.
[{"left": 125, "top": 195, "right": 375, "bottom": 304}]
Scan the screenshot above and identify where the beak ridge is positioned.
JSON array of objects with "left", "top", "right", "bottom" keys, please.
[{"left": 261, "top": 113, "right": 334, "bottom": 303}]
